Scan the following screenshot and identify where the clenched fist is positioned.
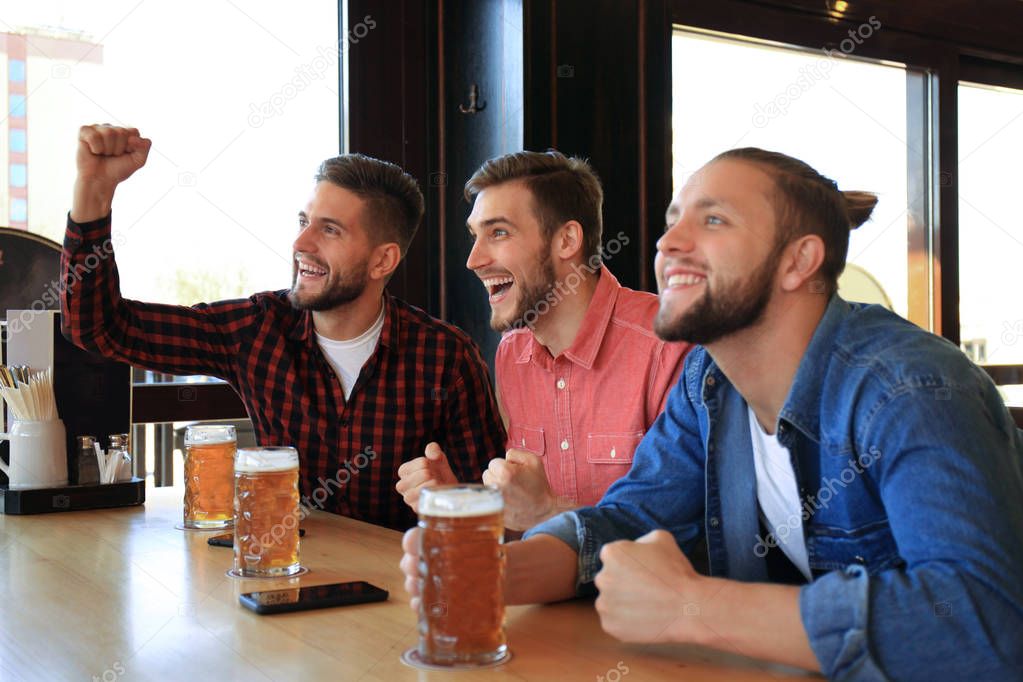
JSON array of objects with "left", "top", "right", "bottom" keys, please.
[
  {"left": 395, "top": 442, "right": 459, "bottom": 512},
  {"left": 482, "top": 448, "right": 562, "bottom": 531},
  {"left": 71, "top": 124, "right": 152, "bottom": 223}
]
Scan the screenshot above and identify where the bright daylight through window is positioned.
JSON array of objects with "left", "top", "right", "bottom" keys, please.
[{"left": 1, "top": 1, "right": 340, "bottom": 304}]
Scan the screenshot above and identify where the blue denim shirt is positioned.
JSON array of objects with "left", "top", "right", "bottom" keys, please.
[{"left": 525, "top": 296, "right": 1023, "bottom": 680}]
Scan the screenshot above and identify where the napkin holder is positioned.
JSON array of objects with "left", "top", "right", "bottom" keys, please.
[{"left": 2, "top": 310, "right": 143, "bottom": 513}]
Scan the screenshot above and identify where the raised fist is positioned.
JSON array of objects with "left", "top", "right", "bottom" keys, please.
[{"left": 76, "top": 124, "right": 152, "bottom": 187}]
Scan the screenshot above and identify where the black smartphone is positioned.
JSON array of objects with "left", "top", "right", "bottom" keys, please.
[
  {"left": 239, "top": 581, "right": 389, "bottom": 614},
  {"left": 208, "top": 528, "right": 305, "bottom": 547}
]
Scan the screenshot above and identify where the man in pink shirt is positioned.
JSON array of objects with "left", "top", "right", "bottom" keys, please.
[{"left": 396, "top": 151, "right": 690, "bottom": 530}]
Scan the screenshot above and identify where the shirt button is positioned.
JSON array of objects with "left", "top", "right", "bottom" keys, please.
[
  {"left": 706, "top": 376, "right": 716, "bottom": 387},
  {"left": 709, "top": 516, "right": 720, "bottom": 527},
  {"left": 610, "top": 447, "right": 616, "bottom": 459},
  {"left": 560, "top": 439, "right": 569, "bottom": 451},
  {"left": 557, "top": 378, "right": 566, "bottom": 390}
]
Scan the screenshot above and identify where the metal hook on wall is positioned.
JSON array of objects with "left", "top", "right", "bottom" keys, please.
[{"left": 458, "top": 84, "right": 486, "bottom": 114}]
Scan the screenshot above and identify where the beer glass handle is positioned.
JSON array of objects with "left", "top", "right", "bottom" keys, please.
[{"left": 0, "top": 431, "right": 9, "bottom": 476}]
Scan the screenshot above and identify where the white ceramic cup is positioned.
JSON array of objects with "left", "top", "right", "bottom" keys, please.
[{"left": 0, "top": 419, "right": 69, "bottom": 489}]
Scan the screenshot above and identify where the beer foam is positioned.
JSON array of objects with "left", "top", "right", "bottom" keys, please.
[
  {"left": 235, "top": 447, "right": 299, "bottom": 473},
  {"left": 185, "top": 425, "right": 236, "bottom": 446},
  {"left": 185, "top": 434, "right": 235, "bottom": 446},
  {"left": 419, "top": 487, "right": 503, "bottom": 517}
]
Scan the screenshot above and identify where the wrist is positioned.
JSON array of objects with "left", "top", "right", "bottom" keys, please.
[
  {"left": 71, "top": 178, "right": 117, "bottom": 223},
  {"left": 671, "top": 573, "right": 717, "bottom": 646}
]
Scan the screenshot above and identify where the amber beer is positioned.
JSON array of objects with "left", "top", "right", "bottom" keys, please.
[
  {"left": 233, "top": 447, "right": 302, "bottom": 577},
  {"left": 418, "top": 485, "right": 508, "bottom": 666},
  {"left": 182, "top": 425, "right": 236, "bottom": 529}
]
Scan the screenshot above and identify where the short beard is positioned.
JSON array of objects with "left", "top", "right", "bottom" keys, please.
[
  {"left": 491, "top": 254, "right": 558, "bottom": 332},
  {"left": 654, "top": 248, "right": 778, "bottom": 345},
  {"left": 288, "top": 262, "right": 368, "bottom": 312}
]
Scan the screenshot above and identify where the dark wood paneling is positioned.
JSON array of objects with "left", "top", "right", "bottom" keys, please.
[
  {"left": 441, "top": 0, "right": 524, "bottom": 367},
  {"left": 347, "top": 0, "right": 439, "bottom": 315},
  {"left": 525, "top": 0, "right": 655, "bottom": 292},
  {"left": 935, "top": 54, "right": 960, "bottom": 343},
  {"left": 982, "top": 365, "right": 1023, "bottom": 387},
  {"left": 750, "top": 0, "right": 1023, "bottom": 63},
  {"left": 132, "top": 383, "right": 248, "bottom": 423}
]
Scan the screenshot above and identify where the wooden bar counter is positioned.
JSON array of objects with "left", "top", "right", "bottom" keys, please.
[{"left": 0, "top": 485, "right": 815, "bottom": 681}]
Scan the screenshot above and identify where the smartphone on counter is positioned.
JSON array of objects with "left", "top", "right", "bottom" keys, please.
[
  {"left": 208, "top": 528, "right": 305, "bottom": 548},
  {"left": 239, "top": 581, "right": 389, "bottom": 614}
]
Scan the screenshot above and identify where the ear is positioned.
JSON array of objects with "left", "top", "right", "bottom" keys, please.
[
  {"left": 551, "top": 220, "right": 585, "bottom": 262},
  {"left": 778, "top": 234, "right": 826, "bottom": 293},
  {"left": 368, "top": 242, "right": 402, "bottom": 282}
]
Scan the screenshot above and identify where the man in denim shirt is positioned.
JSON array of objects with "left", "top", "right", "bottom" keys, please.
[{"left": 401, "top": 148, "right": 1023, "bottom": 679}]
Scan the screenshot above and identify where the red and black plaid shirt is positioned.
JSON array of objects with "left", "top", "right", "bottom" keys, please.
[{"left": 61, "top": 214, "right": 505, "bottom": 530}]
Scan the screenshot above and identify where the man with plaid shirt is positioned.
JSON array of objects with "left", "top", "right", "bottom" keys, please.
[{"left": 62, "top": 124, "right": 505, "bottom": 530}]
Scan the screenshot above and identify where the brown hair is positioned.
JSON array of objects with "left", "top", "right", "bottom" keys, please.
[
  {"left": 712, "top": 148, "right": 878, "bottom": 296},
  {"left": 316, "top": 154, "right": 425, "bottom": 256},
  {"left": 464, "top": 150, "right": 604, "bottom": 262}
]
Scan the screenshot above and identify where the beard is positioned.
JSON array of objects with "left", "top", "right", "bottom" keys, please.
[
  {"left": 654, "top": 247, "right": 779, "bottom": 345},
  {"left": 288, "top": 260, "right": 369, "bottom": 311},
  {"left": 490, "top": 253, "right": 559, "bottom": 332}
]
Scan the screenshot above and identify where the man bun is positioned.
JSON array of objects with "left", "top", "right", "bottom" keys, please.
[{"left": 843, "top": 191, "right": 879, "bottom": 230}]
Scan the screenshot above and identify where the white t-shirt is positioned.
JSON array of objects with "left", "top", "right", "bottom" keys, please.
[
  {"left": 748, "top": 406, "right": 812, "bottom": 580},
  {"left": 316, "top": 305, "right": 385, "bottom": 401}
]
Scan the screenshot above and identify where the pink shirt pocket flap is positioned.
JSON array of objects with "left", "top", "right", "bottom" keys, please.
[
  {"left": 586, "top": 432, "right": 643, "bottom": 464},
  {"left": 509, "top": 426, "right": 546, "bottom": 456}
]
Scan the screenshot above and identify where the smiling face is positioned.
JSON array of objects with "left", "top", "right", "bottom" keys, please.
[
  {"left": 654, "top": 159, "right": 785, "bottom": 345},
  {"left": 288, "top": 181, "right": 375, "bottom": 311},
  {"left": 465, "top": 181, "right": 558, "bottom": 331}
]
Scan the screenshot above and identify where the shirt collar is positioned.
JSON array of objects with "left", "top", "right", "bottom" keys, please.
[
  {"left": 516, "top": 264, "right": 621, "bottom": 369},
  {"left": 288, "top": 292, "right": 398, "bottom": 352}
]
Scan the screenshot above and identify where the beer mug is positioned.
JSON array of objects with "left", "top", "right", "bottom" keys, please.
[
  {"left": 181, "top": 424, "right": 236, "bottom": 529},
  {"left": 231, "top": 447, "right": 303, "bottom": 578},
  {"left": 415, "top": 485, "right": 508, "bottom": 667}
]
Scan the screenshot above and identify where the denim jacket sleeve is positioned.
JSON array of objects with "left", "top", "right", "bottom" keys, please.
[
  {"left": 800, "top": 383, "right": 1023, "bottom": 680},
  {"left": 525, "top": 373, "right": 707, "bottom": 587}
]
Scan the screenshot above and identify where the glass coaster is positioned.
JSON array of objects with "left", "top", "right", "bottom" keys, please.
[
  {"left": 400, "top": 647, "right": 511, "bottom": 671},
  {"left": 225, "top": 566, "right": 309, "bottom": 579}
]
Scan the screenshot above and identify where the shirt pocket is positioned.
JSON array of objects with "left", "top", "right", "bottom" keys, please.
[
  {"left": 586, "top": 432, "right": 643, "bottom": 503},
  {"left": 807, "top": 518, "right": 904, "bottom": 576},
  {"left": 508, "top": 425, "right": 545, "bottom": 457}
]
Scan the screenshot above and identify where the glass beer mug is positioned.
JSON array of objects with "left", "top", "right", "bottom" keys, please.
[
  {"left": 230, "top": 447, "right": 303, "bottom": 578},
  {"left": 181, "top": 424, "right": 236, "bottom": 529},
  {"left": 414, "top": 484, "right": 508, "bottom": 667}
]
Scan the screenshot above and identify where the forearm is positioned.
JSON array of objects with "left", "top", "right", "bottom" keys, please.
[
  {"left": 685, "top": 577, "right": 819, "bottom": 672},
  {"left": 61, "top": 214, "right": 242, "bottom": 377},
  {"left": 505, "top": 535, "right": 578, "bottom": 605},
  {"left": 71, "top": 178, "right": 117, "bottom": 223}
]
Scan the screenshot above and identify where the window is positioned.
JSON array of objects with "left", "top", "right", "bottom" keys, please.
[
  {"left": 672, "top": 29, "right": 919, "bottom": 325},
  {"left": 8, "top": 93, "right": 26, "bottom": 117},
  {"left": 10, "top": 128, "right": 26, "bottom": 153},
  {"left": 9, "top": 58, "right": 26, "bottom": 82},
  {"left": 1, "top": 3, "right": 340, "bottom": 304},
  {"left": 10, "top": 198, "right": 27, "bottom": 223},
  {"left": 958, "top": 80, "right": 1023, "bottom": 404},
  {"left": 9, "top": 163, "right": 26, "bottom": 188}
]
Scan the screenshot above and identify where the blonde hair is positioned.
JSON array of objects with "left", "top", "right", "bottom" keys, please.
[{"left": 713, "top": 148, "right": 878, "bottom": 295}]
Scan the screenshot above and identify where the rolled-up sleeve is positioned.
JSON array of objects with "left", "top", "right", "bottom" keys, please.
[{"left": 800, "top": 384, "right": 1023, "bottom": 680}]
